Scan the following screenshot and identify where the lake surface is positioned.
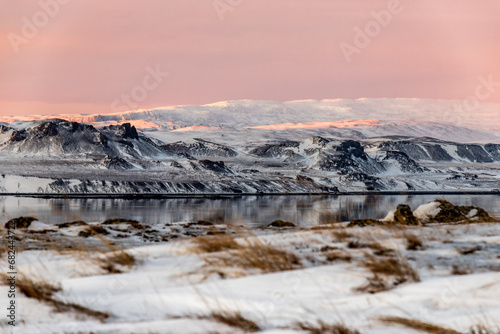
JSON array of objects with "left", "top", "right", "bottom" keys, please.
[{"left": 1, "top": 194, "right": 499, "bottom": 227}]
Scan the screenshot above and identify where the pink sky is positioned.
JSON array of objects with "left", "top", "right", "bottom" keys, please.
[{"left": 1, "top": 0, "right": 500, "bottom": 116}]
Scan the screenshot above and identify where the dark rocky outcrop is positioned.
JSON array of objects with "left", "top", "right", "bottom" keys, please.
[
  {"left": 348, "top": 199, "right": 497, "bottom": 227},
  {"left": 249, "top": 141, "right": 301, "bottom": 161},
  {"left": 196, "top": 160, "right": 233, "bottom": 174},
  {"left": 316, "top": 141, "right": 385, "bottom": 176},
  {"left": 0, "top": 120, "right": 165, "bottom": 159},
  {"left": 381, "top": 151, "right": 424, "bottom": 173},
  {"left": 163, "top": 138, "right": 237, "bottom": 157},
  {"left": 266, "top": 220, "right": 296, "bottom": 228},
  {"left": 5, "top": 217, "right": 38, "bottom": 229},
  {"left": 100, "top": 156, "right": 134, "bottom": 170},
  {"left": 426, "top": 199, "right": 498, "bottom": 223},
  {"left": 393, "top": 204, "right": 419, "bottom": 225}
]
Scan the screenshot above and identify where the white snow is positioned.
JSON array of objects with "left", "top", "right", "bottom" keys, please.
[
  {"left": 1, "top": 99, "right": 499, "bottom": 144},
  {"left": 27, "top": 221, "right": 57, "bottom": 231},
  {"left": 381, "top": 209, "right": 396, "bottom": 222},
  {"left": 467, "top": 209, "right": 479, "bottom": 218},
  {"left": 2, "top": 220, "right": 500, "bottom": 333},
  {"left": 413, "top": 201, "right": 442, "bottom": 222}
]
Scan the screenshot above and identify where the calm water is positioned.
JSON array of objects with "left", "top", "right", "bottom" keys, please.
[{"left": 1, "top": 195, "right": 499, "bottom": 227}]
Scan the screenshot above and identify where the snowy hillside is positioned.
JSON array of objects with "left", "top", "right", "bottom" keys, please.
[
  {"left": 0, "top": 120, "right": 167, "bottom": 159},
  {"left": 1, "top": 98, "right": 499, "bottom": 144},
  {"left": 0, "top": 99, "right": 500, "bottom": 194}
]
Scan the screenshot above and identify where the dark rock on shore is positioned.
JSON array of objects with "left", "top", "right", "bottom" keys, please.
[
  {"left": 393, "top": 204, "right": 419, "bottom": 225},
  {"left": 57, "top": 221, "right": 88, "bottom": 228},
  {"left": 5, "top": 217, "right": 38, "bottom": 229},
  {"left": 426, "top": 199, "right": 498, "bottom": 223},
  {"left": 267, "top": 220, "right": 296, "bottom": 228},
  {"left": 348, "top": 199, "right": 497, "bottom": 227}
]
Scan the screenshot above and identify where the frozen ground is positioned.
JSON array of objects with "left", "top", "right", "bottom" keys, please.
[{"left": 1, "top": 203, "right": 500, "bottom": 334}]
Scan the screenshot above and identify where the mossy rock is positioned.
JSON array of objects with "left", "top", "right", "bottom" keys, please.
[
  {"left": 393, "top": 204, "right": 419, "bottom": 225},
  {"left": 347, "top": 219, "right": 381, "bottom": 227},
  {"left": 5, "top": 217, "right": 37, "bottom": 229},
  {"left": 78, "top": 226, "right": 110, "bottom": 238},
  {"left": 428, "top": 199, "right": 498, "bottom": 223},
  {"left": 101, "top": 218, "right": 146, "bottom": 229},
  {"left": 57, "top": 221, "right": 88, "bottom": 228},
  {"left": 193, "top": 220, "right": 214, "bottom": 226},
  {"left": 267, "top": 220, "right": 296, "bottom": 228}
]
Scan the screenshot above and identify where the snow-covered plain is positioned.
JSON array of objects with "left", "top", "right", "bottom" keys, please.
[{"left": 1, "top": 212, "right": 500, "bottom": 333}]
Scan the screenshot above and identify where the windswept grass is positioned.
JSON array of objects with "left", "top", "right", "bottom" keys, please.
[
  {"left": 0, "top": 273, "right": 109, "bottom": 321},
  {"left": 209, "top": 310, "right": 260, "bottom": 332},
  {"left": 469, "top": 324, "right": 500, "bottom": 334},
  {"left": 199, "top": 235, "right": 301, "bottom": 274},
  {"left": 193, "top": 235, "right": 241, "bottom": 253},
  {"left": 362, "top": 253, "right": 420, "bottom": 282},
  {"left": 295, "top": 320, "right": 360, "bottom": 334},
  {"left": 379, "top": 316, "right": 461, "bottom": 334},
  {"left": 357, "top": 253, "right": 420, "bottom": 293},
  {"left": 405, "top": 233, "right": 424, "bottom": 251},
  {"left": 99, "top": 249, "right": 136, "bottom": 274}
]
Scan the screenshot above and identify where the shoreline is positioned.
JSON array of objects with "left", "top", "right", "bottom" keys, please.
[{"left": 1, "top": 190, "right": 499, "bottom": 199}]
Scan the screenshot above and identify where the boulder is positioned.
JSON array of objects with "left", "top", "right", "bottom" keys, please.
[
  {"left": 393, "top": 204, "right": 419, "bottom": 225},
  {"left": 5, "top": 217, "right": 37, "bottom": 229},
  {"left": 267, "top": 220, "right": 296, "bottom": 228}
]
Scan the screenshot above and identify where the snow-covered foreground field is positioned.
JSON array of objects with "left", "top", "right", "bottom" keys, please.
[{"left": 1, "top": 208, "right": 500, "bottom": 333}]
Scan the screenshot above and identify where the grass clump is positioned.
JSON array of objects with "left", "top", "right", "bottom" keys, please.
[
  {"left": 1, "top": 273, "right": 109, "bottom": 321},
  {"left": 469, "top": 324, "right": 500, "bottom": 334},
  {"left": 406, "top": 233, "right": 424, "bottom": 251},
  {"left": 209, "top": 310, "right": 260, "bottom": 332},
  {"left": 357, "top": 253, "right": 420, "bottom": 293},
  {"left": 331, "top": 228, "right": 354, "bottom": 242},
  {"left": 295, "top": 320, "right": 360, "bottom": 334},
  {"left": 202, "top": 236, "right": 301, "bottom": 274},
  {"left": 193, "top": 235, "right": 242, "bottom": 253},
  {"left": 324, "top": 250, "right": 352, "bottom": 263},
  {"left": 99, "top": 250, "right": 136, "bottom": 274},
  {"left": 379, "top": 316, "right": 460, "bottom": 334}
]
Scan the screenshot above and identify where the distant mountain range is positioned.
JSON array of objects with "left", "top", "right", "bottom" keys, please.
[
  {"left": 2, "top": 98, "right": 499, "bottom": 143},
  {"left": 0, "top": 99, "right": 499, "bottom": 194}
]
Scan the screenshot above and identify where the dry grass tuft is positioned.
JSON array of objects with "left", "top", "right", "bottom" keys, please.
[
  {"left": 99, "top": 250, "right": 136, "bottom": 274},
  {"left": 406, "top": 233, "right": 424, "bottom": 251},
  {"left": 357, "top": 253, "right": 420, "bottom": 293},
  {"left": 331, "top": 229, "right": 354, "bottom": 242},
  {"left": 193, "top": 235, "right": 241, "bottom": 253},
  {"left": 458, "top": 246, "right": 482, "bottom": 255},
  {"left": 324, "top": 250, "right": 352, "bottom": 263},
  {"left": 203, "top": 237, "right": 301, "bottom": 274},
  {"left": 1, "top": 273, "right": 109, "bottom": 321},
  {"left": 469, "top": 324, "right": 500, "bottom": 334},
  {"left": 14, "top": 274, "right": 61, "bottom": 302},
  {"left": 451, "top": 264, "right": 472, "bottom": 276},
  {"left": 379, "top": 316, "right": 460, "bottom": 334},
  {"left": 366, "top": 241, "right": 394, "bottom": 256},
  {"left": 295, "top": 320, "right": 360, "bottom": 334},
  {"left": 363, "top": 254, "right": 420, "bottom": 282},
  {"left": 209, "top": 311, "right": 260, "bottom": 332}
]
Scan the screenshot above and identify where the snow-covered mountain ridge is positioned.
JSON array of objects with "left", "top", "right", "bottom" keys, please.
[
  {"left": 1, "top": 98, "right": 499, "bottom": 143},
  {"left": 1, "top": 98, "right": 500, "bottom": 194}
]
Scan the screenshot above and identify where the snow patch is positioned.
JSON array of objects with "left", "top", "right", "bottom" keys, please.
[
  {"left": 381, "top": 209, "right": 396, "bottom": 222},
  {"left": 414, "top": 201, "right": 442, "bottom": 222}
]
